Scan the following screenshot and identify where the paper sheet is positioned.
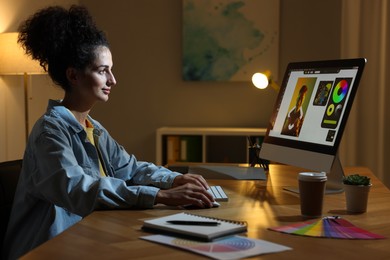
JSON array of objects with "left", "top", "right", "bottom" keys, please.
[{"left": 140, "top": 234, "right": 291, "bottom": 260}]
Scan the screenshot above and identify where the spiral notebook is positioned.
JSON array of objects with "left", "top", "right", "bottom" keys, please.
[{"left": 142, "top": 212, "right": 247, "bottom": 241}]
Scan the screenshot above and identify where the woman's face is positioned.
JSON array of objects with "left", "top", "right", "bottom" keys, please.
[{"left": 71, "top": 46, "right": 116, "bottom": 105}]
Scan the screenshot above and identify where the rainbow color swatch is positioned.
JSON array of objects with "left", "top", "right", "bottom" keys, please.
[{"left": 269, "top": 216, "right": 386, "bottom": 239}]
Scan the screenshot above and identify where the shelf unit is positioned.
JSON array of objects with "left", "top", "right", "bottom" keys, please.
[{"left": 156, "top": 127, "right": 267, "bottom": 166}]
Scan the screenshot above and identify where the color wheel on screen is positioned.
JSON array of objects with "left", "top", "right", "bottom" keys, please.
[
  {"left": 321, "top": 78, "right": 353, "bottom": 129},
  {"left": 333, "top": 79, "right": 348, "bottom": 103},
  {"left": 269, "top": 216, "right": 386, "bottom": 239}
]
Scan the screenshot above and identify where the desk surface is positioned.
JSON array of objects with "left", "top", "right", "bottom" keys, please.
[{"left": 21, "top": 165, "right": 390, "bottom": 259}]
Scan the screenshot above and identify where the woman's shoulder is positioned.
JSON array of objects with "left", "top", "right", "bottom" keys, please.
[{"left": 30, "top": 101, "right": 81, "bottom": 136}]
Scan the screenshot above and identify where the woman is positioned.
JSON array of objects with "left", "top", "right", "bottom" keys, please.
[{"left": 3, "top": 5, "right": 214, "bottom": 259}]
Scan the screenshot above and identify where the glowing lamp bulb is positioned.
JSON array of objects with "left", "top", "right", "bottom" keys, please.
[{"left": 252, "top": 73, "right": 269, "bottom": 89}]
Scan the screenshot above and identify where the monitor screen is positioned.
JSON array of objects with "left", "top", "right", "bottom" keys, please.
[{"left": 260, "top": 58, "right": 366, "bottom": 193}]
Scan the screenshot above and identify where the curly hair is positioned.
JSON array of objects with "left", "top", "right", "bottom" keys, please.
[{"left": 17, "top": 5, "right": 109, "bottom": 91}]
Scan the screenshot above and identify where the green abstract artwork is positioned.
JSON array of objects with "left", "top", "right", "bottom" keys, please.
[{"left": 182, "top": 0, "right": 279, "bottom": 81}]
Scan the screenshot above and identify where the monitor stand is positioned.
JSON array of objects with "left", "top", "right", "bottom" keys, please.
[{"left": 283, "top": 154, "right": 345, "bottom": 195}]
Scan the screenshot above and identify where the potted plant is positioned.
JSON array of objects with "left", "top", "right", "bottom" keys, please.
[{"left": 343, "top": 174, "right": 372, "bottom": 213}]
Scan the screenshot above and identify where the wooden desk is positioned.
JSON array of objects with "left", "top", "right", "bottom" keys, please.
[{"left": 21, "top": 165, "right": 390, "bottom": 259}]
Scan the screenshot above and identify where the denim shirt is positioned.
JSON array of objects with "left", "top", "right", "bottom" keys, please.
[{"left": 3, "top": 100, "right": 181, "bottom": 260}]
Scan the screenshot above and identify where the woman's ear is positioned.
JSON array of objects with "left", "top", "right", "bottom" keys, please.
[{"left": 66, "top": 67, "right": 78, "bottom": 85}]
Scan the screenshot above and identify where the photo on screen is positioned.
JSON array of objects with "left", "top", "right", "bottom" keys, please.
[
  {"left": 281, "top": 77, "right": 316, "bottom": 137},
  {"left": 313, "top": 81, "right": 333, "bottom": 106}
]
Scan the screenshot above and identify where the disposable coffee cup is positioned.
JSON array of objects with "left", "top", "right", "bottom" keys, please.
[{"left": 298, "top": 172, "right": 327, "bottom": 218}]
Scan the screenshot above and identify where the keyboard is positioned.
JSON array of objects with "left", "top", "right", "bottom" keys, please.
[{"left": 208, "top": 185, "right": 228, "bottom": 201}]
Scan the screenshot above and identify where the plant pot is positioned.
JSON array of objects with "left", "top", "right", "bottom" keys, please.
[{"left": 344, "top": 184, "right": 372, "bottom": 213}]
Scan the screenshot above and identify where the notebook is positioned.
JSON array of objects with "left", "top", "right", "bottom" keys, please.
[{"left": 142, "top": 212, "right": 247, "bottom": 241}]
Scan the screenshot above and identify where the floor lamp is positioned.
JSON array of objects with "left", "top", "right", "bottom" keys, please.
[{"left": 0, "top": 32, "right": 45, "bottom": 142}]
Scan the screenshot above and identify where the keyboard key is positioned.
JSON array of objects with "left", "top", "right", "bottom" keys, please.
[{"left": 208, "top": 185, "right": 228, "bottom": 201}]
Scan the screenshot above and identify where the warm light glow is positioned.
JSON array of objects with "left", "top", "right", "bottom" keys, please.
[
  {"left": 251, "top": 72, "right": 269, "bottom": 89},
  {"left": 0, "top": 32, "right": 44, "bottom": 75},
  {"left": 251, "top": 70, "right": 280, "bottom": 92},
  {"left": 0, "top": 2, "right": 14, "bottom": 32}
]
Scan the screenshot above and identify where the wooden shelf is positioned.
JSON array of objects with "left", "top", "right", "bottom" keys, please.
[{"left": 156, "top": 127, "right": 267, "bottom": 165}]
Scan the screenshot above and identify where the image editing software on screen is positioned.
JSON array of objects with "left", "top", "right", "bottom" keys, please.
[{"left": 260, "top": 58, "right": 366, "bottom": 193}]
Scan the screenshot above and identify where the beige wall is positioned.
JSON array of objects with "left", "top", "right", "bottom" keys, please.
[
  {"left": 83, "top": 0, "right": 341, "bottom": 163},
  {"left": 0, "top": 76, "right": 25, "bottom": 160},
  {"left": 0, "top": 0, "right": 341, "bottom": 164}
]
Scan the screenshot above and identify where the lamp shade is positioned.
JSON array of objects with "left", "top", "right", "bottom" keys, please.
[{"left": 0, "top": 32, "right": 44, "bottom": 75}]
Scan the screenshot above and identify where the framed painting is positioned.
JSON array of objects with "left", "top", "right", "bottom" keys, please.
[{"left": 182, "top": 0, "right": 280, "bottom": 81}]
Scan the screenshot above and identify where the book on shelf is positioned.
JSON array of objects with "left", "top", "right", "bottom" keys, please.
[
  {"left": 166, "top": 135, "right": 202, "bottom": 164},
  {"left": 167, "top": 136, "right": 180, "bottom": 164},
  {"left": 142, "top": 212, "right": 247, "bottom": 241}
]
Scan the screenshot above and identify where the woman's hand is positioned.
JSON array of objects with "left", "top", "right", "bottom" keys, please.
[
  {"left": 155, "top": 174, "right": 214, "bottom": 208},
  {"left": 172, "top": 173, "right": 209, "bottom": 190}
]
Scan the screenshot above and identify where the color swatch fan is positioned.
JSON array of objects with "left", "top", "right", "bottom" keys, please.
[{"left": 269, "top": 216, "right": 386, "bottom": 239}]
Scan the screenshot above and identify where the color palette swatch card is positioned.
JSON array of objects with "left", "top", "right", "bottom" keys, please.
[{"left": 269, "top": 216, "right": 386, "bottom": 239}]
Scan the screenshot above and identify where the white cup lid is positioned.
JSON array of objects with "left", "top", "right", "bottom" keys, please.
[{"left": 298, "top": 172, "right": 327, "bottom": 181}]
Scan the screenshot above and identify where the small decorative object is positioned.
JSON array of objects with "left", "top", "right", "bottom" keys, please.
[{"left": 343, "top": 174, "right": 372, "bottom": 213}]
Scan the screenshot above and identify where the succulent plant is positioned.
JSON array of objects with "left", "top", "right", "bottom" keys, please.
[{"left": 343, "top": 174, "right": 371, "bottom": 186}]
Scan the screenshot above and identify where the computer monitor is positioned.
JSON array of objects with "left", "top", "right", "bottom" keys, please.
[{"left": 259, "top": 58, "right": 366, "bottom": 194}]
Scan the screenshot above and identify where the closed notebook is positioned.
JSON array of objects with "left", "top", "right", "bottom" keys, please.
[{"left": 142, "top": 212, "right": 247, "bottom": 241}]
